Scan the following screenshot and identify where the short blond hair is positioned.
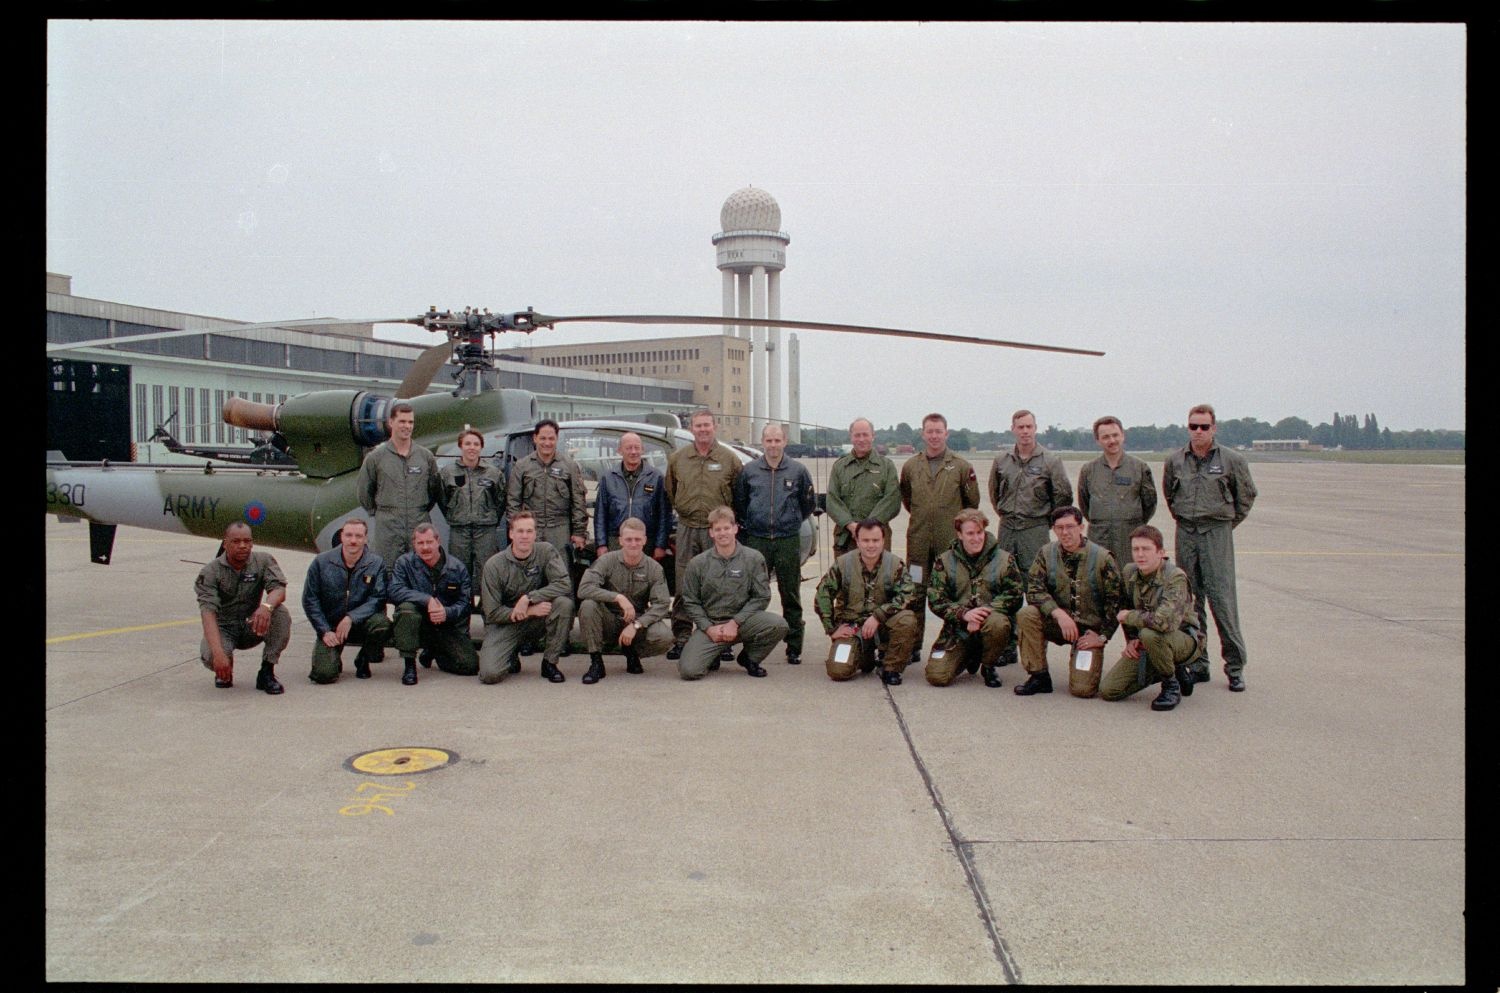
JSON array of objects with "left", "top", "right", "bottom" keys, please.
[
  {"left": 953, "top": 508, "right": 989, "bottom": 532},
  {"left": 707, "top": 505, "right": 737, "bottom": 528}
]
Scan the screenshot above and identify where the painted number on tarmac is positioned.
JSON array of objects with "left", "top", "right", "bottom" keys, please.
[{"left": 339, "top": 780, "right": 417, "bottom": 817}]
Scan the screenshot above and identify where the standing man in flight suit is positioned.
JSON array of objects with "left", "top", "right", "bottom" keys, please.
[
  {"left": 506, "top": 418, "right": 588, "bottom": 559},
  {"left": 1162, "top": 404, "right": 1257, "bottom": 693},
  {"left": 357, "top": 400, "right": 442, "bottom": 575},
  {"left": 989, "top": 408, "right": 1074, "bottom": 668},
  {"left": 440, "top": 428, "right": 506, "bottom": 600},
  {"left": 826, "top": 417, "right": 902, "bottom": 555},
  {"left": 665, "top": 408, "right": 743, "bottom": 659},
  {"left": 898, "top": 412, "right": 981, "bottom": 657},
  {"left": 1076, "top": 415, "right": 1157, "bottom": 570},
  {"left": 593, "top": 432, "right": 671, "bottom": 560}
]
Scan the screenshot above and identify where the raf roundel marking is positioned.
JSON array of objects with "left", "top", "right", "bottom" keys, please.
[
  {"left": 345, "top": 746, "right": 456, "bottom": 776},
  {"left": 243, "top": 500, "right": 269, "bottom": 526}
]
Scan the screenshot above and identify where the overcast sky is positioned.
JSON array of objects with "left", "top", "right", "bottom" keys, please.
[{"left": 47, "top": 20, "right": 1465, "bottom": 433}]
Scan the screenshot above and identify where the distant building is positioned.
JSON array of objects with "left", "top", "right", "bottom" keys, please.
[{"left": 1250, "top": 438, "right": 1312, "bottom": 451}]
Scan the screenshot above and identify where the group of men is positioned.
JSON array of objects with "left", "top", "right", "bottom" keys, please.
[{"left": 194, "top": 400, "right": 1255, "bottom": 711}]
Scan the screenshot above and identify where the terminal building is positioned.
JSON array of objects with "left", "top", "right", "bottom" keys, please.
[
  {"left": 45, "top": 272, "right": 697, "bottom": 463},
  {"left": 47, "top": 186, "right": 799, "bottom": 461}
]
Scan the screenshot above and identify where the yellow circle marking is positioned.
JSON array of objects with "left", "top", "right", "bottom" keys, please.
[{"left": 347, "top": 747, "right": 455, "bottom": 776}]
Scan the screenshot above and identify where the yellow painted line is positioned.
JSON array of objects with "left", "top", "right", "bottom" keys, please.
[
  {"left": 46, "top": 618, "right": 199, "bottom": 644},
  {"left": 1240, "top": 551, "right": 1461, "bottom": 558}
]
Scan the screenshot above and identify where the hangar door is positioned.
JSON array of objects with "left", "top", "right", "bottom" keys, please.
[{"left": 48, "top": 358, "right": 131, "bottom": 462}]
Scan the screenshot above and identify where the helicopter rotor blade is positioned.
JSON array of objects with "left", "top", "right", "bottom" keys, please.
[
  {"left": 527, "top": 314, "right": 1105, "bottom": 357},
  {"left": 45, "top": 316, "right": 424, "bottom": 355},
  {"left": 395, "top": 342, "right": 457, "bottom": 399}
]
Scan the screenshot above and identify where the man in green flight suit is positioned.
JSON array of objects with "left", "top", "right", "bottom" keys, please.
[
  {"left": 1162, "top": 404, "right": 1257, "bottom": 693},
  {"left": 1076, "top": 415, "right": 1157, "bottom": 570},
  {"left": 898, "top": 412, "right": 981, "bottom": 656},
  {"left": 356, "top": 400, "right": 442, "bottom": 575},
  {"left": 826, "top": 417, "right": 902, "bottom": 555}
]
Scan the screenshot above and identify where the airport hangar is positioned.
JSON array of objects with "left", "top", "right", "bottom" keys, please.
[{"left": 44, "top": 273, "right": 770, "bottom": 463}]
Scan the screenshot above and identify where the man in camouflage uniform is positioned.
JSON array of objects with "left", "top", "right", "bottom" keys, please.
[
  {"left": 814, "top": 518, "right": 922, "bottom": 685},
  {"left": 677, "top": 506, "right": 787, "bottom": 680},
  {"left": 1076, "top": 415, "right": 1157, "bottom": 569},
  {"left": 1013, "top": 506, "right": 1122, "bottom": 697},
  {"left": 505, "top": 418, "right": 588, "bottom": 557},
  {"left": 826, "top": 417, "right": 902, "bottom": 555},
  {"left": 478, "top": 511, "right": 575, "bottom": 684},
  {"left": 577, "top": 517, "right": 674, "bottom": 682},
  {"left": 1100, "top": 524, "right": 1202, "bottom": 711},
  {"left": 1163, "top": 404, "right": 1257, "bottom": 693},
  {"left": 440, "top": 428, "right": 506, "bottom": 595},
  {"left": 665, "top": 409, "right": 743, "bottom": 657},
  {"left": 898, "top": 412, "right": 981, "bottom": 653},
  {"left": 357, "top": 400, "right": 442, "bottom": 574},
  {"left": 195, "top": 521, "right": 291, "bottom": 694},
  {"left": 925, "top": 508, "right": 1024, "bottom": 688}
]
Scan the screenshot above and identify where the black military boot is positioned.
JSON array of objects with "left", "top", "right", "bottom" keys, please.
[
  {"left": 1014, "top": 670, "right": 1053, "bottom": 696},
  {"left": 666, "top": 643, "right": 684, "bottom": 661},
  {"left": 1151, "top": 675, "right": 1181, "bottom": 711},
  {"left": 996, "top": 645, "right": 1019, "bottom": 667},
  {"left": 255, "top": 663, "right": 284, "bottom": 695},
  {"left": 980, "top": 663, "right": 1002, "bottom": 688},
  {"left": 540, "top": 659, "right": 566, "bottom": 683},
  {"left": 401, "top": 658, "right": 418, "bottom": 685},
  {"left": 507, "top": 657, "right": 522, "bottom": 675},
  {"left": 519, "top": 640, "right": 540, "bottom": 657},
  {"left": 738, "top": 650, "right": 767, "bottom": 677},
  {"left": 355, "top": 658, "right": 372, "bottom": 679},
  {"left": 418, "top": 650, "right": 435, "bottom": 669},
  {"left": 624, "top": 647, "right": 644, "bottom": 674},
  {"left": 1175, "top": 662, "right": 1195, "bottom": 696},
  {"left": 582, "top": 653, "right": 607, "bottom": 684},
  {"left": 785, "top": 650, "right": 801, "bottom": 665},
  {"left": 881, "top": 668, "right": 903, "bottom": 686}
]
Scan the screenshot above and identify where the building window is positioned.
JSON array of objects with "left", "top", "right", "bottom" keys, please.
[
  {"left": 184, "top": 387, "right": 195, "bottom": 441},
  {"left": 151, "top": 385, "right": 164, "bottom": 433},
  {"left": 215, "top": 391, "right": 225, "bottom": 443},
  {"left": 201, "top": 389, "right": 212, "bottom": 443},
  {"left": 135, "top": 383, "right": 148, "bottom": 443}
]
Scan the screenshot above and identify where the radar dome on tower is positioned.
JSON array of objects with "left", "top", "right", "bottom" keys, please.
[{"left": 720, "top": 186, "right": 783, "bottom": 233}]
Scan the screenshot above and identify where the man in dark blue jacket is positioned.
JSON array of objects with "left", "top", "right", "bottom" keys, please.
[
  {"left": 593, "top": 432, "right": 672, "bottom": 560},
  {"left": 732, "top": 422, "right": 816, "bottom": 664},
  {"left": 388, "top": 523, "right": 478, "bottom": 685},
  {"left": 302, "top": 518, "right": 392, "bottom": 684}
]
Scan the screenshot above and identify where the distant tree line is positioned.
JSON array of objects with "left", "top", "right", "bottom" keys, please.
[{"left": 835, "top": 412, "right": 1463, "bottom": 452}]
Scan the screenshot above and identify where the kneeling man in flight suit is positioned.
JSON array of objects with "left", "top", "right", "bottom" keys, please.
[{"left": 677, "top": 506, "right": 788, "bottom": 680}]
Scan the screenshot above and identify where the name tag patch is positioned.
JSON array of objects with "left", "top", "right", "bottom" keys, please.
[{"left": 407, "top": 465, "right": 424, "bottom": 474}]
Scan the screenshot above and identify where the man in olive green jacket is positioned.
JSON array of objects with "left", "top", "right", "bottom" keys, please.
[
  {"left": 826, "top": 417, "right": 902, "bottom": 554},
  {"left": 898, "top": 413, "right": 980, "bottom": 652},
  {"left": 1076, "top": 415, "right": 1157, "bottom": 569},
  {"left": 478, "top": 511, "right": 575, "bottom": 684},
  {"left": 665, "top": 409, "right": 743, "bottom": 655},
  {"left": 677, "top": 506, "right": 787, "bottom": 680}
]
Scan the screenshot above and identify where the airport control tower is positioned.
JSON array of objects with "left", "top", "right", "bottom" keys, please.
[{"left": 714, "top": 187, "right": 799, "bottom": 440}]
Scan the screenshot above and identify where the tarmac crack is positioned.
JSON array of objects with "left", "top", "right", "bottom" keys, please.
[
  {"left": 883, "top": 685, "right": 1021, "bottom": 984},
  {"left": 1243, "top": 576, "right": 1464, "bottom": 644},
  {"left": 46, "top": 657, "right": 198, "bottom": 711}
]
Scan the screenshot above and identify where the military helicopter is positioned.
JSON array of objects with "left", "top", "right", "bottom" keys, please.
[{"left": 44, "top": 306, "right": 1103, "bottom": 564}]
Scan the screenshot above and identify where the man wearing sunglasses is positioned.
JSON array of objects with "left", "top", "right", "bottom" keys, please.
[{"left": 1162, "top": 404, "right": 1258, "bottom": 692}]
